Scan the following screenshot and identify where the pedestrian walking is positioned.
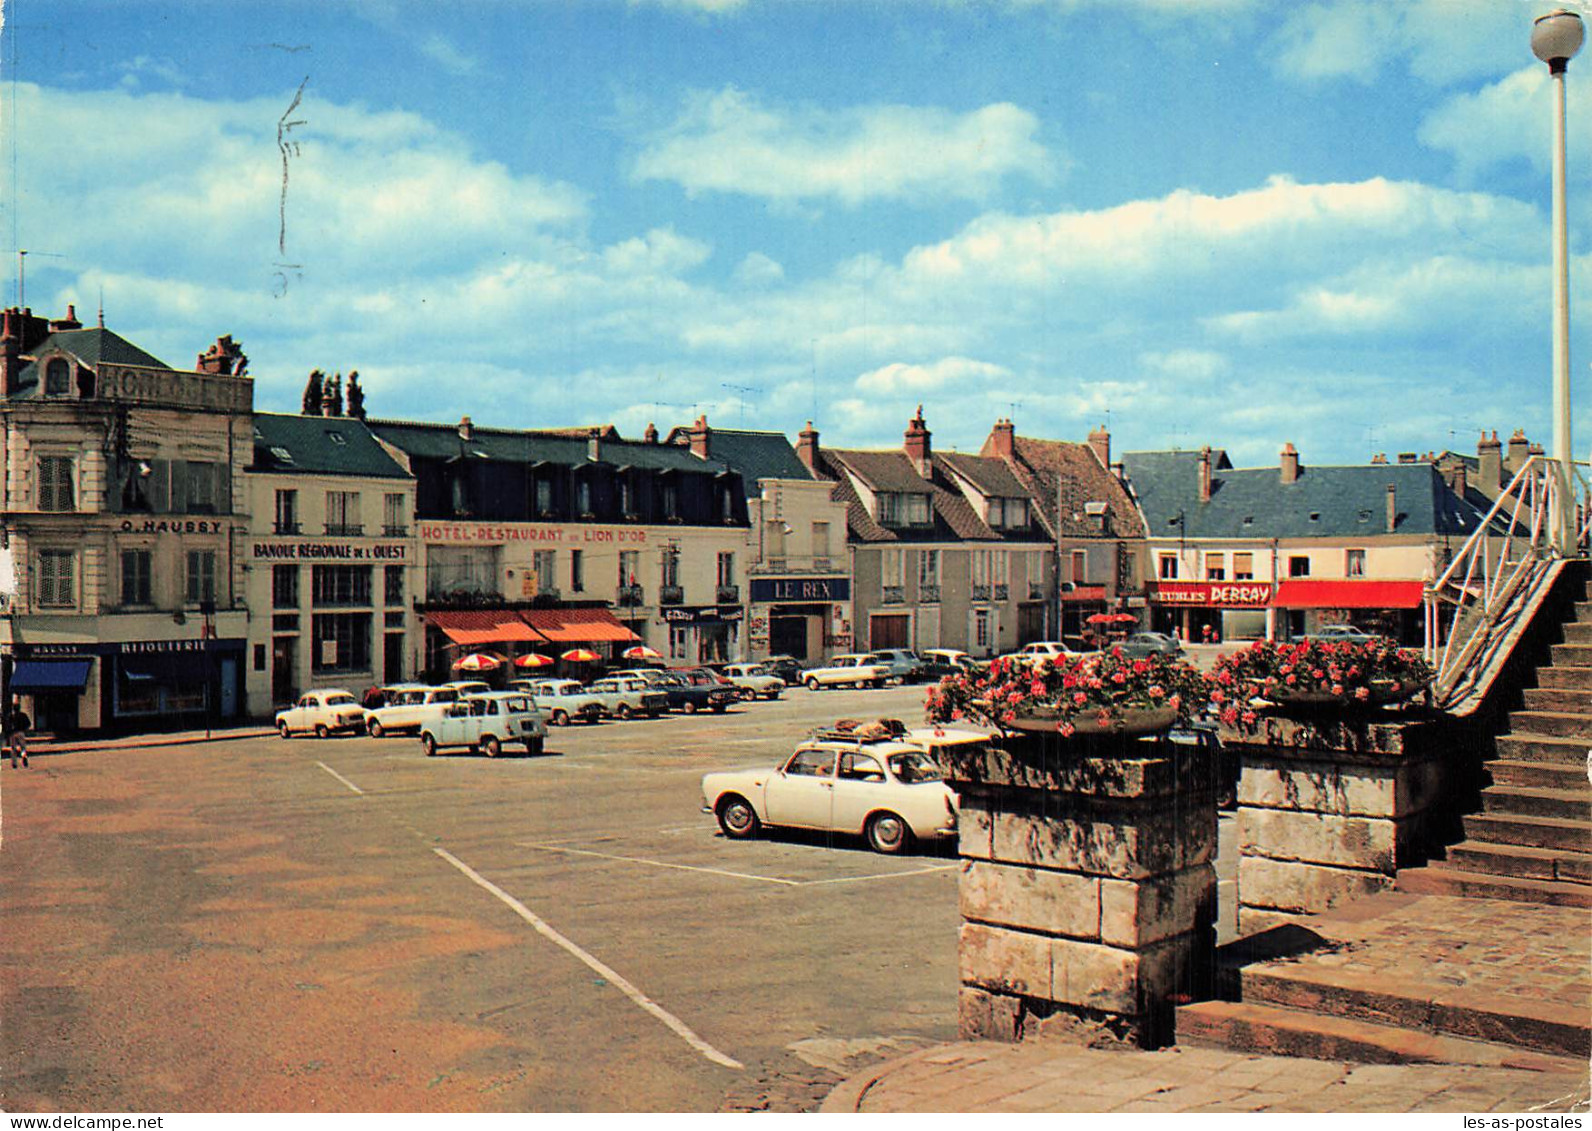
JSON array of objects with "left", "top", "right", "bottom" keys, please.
[{"left": 5, "top": 708, "right": 29, "bottom": 769}]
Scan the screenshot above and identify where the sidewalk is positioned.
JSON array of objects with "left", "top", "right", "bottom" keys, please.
[
  {"left": 820, "top": 1038, "right": 1589, "bottom": 1113},
  {"left": 21, "top": 723, "right": 277, "bottom": 755}
]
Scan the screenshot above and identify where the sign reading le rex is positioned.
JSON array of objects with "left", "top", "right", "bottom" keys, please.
[{"left": 749, "top": 577, "right": 851, "bottom": 603}]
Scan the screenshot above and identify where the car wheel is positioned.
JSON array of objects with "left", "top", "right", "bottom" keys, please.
[
  {"left": 682, "top": 700, "right": 698, "bottom": 714},
  {"left": 805, "top": 677, "right": 820, "bottom": 691},
  {"left": 716, "top": 795, "right": 760, "bottom": 839},
  {"left": 315, "top": 723, "right": 330, "bottom": 739},
  {"left": 617, "top": 703, "right": 634, "bottom": 720},
  {"left": 550, "top": 709, "right": 570, "bottom": 727},
  {"left": 368, "top": 720, "right": 384, "bottom": 739},
  {"left": 525, "top": 737, "right": 545, "bottom": 757},
  {"left": 711, "top": 703, "right": 727, "bottom": 713},
  {"left": 765, "top": 690, "right": 780, "bottom": 700},
  {"left": 866, "top": 811, "right": 911, "bottom": 855},
  {"left": 278, "top": 721, "right": 291, "bottom": 739},
  {"left": 421, "top": 733, "right": 438, "bottom": 757},
  {"left": 482, "top": 735, "right": 501, "bottom": 758}
]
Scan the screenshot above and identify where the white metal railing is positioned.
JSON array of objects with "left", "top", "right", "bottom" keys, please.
[{"left": 1424, "top": 454, "right": 1591, "bottom": 705}]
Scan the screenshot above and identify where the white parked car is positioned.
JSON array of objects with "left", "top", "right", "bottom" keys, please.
[
  {"left": 586, "top": 676, "right": 669, "bottom": 719},
  {"left": 718, "top": 663, "right": 784, "bottom": 700},
  {"left": 276, "top": 689, "right": 366, "bottom": 739},
  {"left": 801, "top": 654, "right": 892, "bottom": 690},
  {"left": 512, "top": 678, "right": 604, "bottom": 726},
  {"left": 419, "top": 692, "right": 549, "bottom": 758},
  {"left": 701, "top": 731, "right": 959, "bottom": 854},
  {"left": 364, "top": 684, "right": 464, "bottom": 737}
]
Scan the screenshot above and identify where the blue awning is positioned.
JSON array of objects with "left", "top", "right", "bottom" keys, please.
[{"left": 10, "top": 659, "right": 93, "bottom": 692}]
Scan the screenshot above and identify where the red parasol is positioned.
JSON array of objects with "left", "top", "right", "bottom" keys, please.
[
  {"left": 561, "top": 648, "right": 601, "bottom": 663},
  {"left": 621, "top": 644, "right": 663, "bottom": 661},
  {"left": 513, "top": 652, "right": 555, "bottom": 669},
  {"left": 1111, "top": 613, "right": 1138, "bottom": 624},
  {"left": 453, "top": 652, "right": 505, "bottom": 671},
  {"left": 1085, "top": 613, "right": 1115, "bottom": 625}
]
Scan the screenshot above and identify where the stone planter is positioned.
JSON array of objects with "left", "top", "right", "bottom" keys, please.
[
  {"left": 1260, "top": 678, "right": 1421, "bottom": 709},
  {"left": 942, "top": 730, "right": 1218, "bottom": 1049},
  {"left": 999, "top": 704, "right": 1178, "bottom": 738}
]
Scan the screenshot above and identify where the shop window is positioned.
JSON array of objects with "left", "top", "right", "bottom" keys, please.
[
  {"left": 1233, "top": 552, "right": 1254, "bottom": 580},
  {"left": 428, "top": 545, "right": 499, "bottom": 601},
  {"left": 186, "top": 550, "right": 218, "bottom": 605},
  {"left": 1289, "top": 556, "right": 1311, "bottom": 578},
  {"left": 385, "top": 564, "right": 405, "bottom": 606},
  {"left": 312, "top": 564, "right": 372, "bottom": 607},
  {"left": 669, "top": 624, "right": 689, "bottom": 661},
  {"left": 313, "top": 612, "right": 373, "bottom": 673},
  {"left": 37, "top": 456, "right": 75, "bottom": 512},
  {"left": 1346, "top": 549, "right": 1366, "bottom": 578},
  {"left": 273, "top": 565, "right": 300, "bottom": 609},
  {"left": 37, "top": 549, "right": 76, "bottom": 607},
  {"left": 1159, "top": 554, "right": 1178, "bottom": 580},
  {"left": 1206, "top": 553, "right": 1226, "bottom": 581},
  {"left": 121, "top": 549, "right": 153, "bottom": 606}
]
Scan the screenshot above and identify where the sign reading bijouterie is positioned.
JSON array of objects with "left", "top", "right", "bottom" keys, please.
[
  {"left": 1152, "top": 581, "right": 1273, "bottom": 607},
  {"left": 419, "top": 522, "right": 648, "bottom": 545},
  {"left": 252, "top": 542, "right": 408, "bottom": 561}
]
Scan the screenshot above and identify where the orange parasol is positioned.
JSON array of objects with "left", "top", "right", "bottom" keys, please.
[{"left": 453, "top": 652, "right": 505, "bottom": 671}]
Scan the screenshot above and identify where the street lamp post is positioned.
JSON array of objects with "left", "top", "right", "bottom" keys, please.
[{"left": 1533, "top": 8, "right": 1584, "bottom": 551}]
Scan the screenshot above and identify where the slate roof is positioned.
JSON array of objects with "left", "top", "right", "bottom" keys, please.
[
  {"left": 250, "top": 413, "right": 411, "bottom": 479},
  {"left": 985, "top": 435, "right": 1146, "bottom": 540},
  {"left": 1120, "top": 450, "right": 1493, "bottom": 540},
  {"left": 367, "top": 418, "right": 730, "bottom": 474},
  {"left": 668, "top": 427, "right": 815, "bottom": 485},
  {"left": 816, "top": 448, "right": 1046, "bottom": 545},
  {"left": 937, "top": 452, "right": 1031, "bottom": 499},
  {"left": 13, "top": 328, "right": 171, "bottom": 395}
]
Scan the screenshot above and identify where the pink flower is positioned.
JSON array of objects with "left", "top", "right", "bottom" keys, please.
[
  {"left": 1355, "top": 687, "right": 1371, "bottom": 701},
  {"left": 1073, "top": 691, "right": 1089, "bottom": 706},
  {"left": 1059, "top": 722, "right": 1076, "bottom": 737},
  {"left": 1169, "top": 694, "right": 1182, "bottom": 712},
  {"left": 1111, "top": 671, "right": 1127, "bottom": 685},
  {"left": 1331, "top": 684, "right": 1344, "bottom": 696},
  {"left": 1285, "top": 673, "right": 1297, "bottom": 686}
]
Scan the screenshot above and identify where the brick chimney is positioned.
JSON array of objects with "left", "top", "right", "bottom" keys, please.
[
  {"left": 643, "top": 422, "right": 659, "bottom": 444},
  {"left": 685, "top": 414, "right": 712, "bottom": 459},
  {"left": 1505, "top": 428, "right": 1530, "bottom": 475},
  {"left": 2, "top": 306, "right": 52, "bottom": 395},
  {"left": 1280, "top": 442, "right": 1300, "bottom": 485},
  {"left": 1386, "top": 484, "right": 1398, "bottom": 533},
  {"left": 796, "top": 421, "right": 820, "bottom": 473},
  {"left": 1087, "top": 424, "right": 1110, "bottom": 469},
  {"left": 904, "top": 406, "right": 932, "bottom": 477},
  {"left": 588, "top": 427, "right": 602, "bottom": 463},
  {"left": 49, "top": 304, "right": 81, "bottom": 332},
  {"left": 1370, "top": 453, "right": 1388, "bottom": 465},
  {"left": 1197, "top": 446, "right": 1212, "bottom": 502},
  {"left": 458, "top": 415, "right": 474, "bottom": 442},
  {"left": 1446, "top": 460, "right": 1468, "bottom": 498},
  {"left": 988, "top": 417, "right": 1015, "bottom": 460},
  {"left": 1477, "top": 431, "right": 1502, "bottom": 497}
]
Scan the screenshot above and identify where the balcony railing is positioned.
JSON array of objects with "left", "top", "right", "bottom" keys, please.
[
  {"left": 716, "top": 584, "right": 740, "bottom": 604},
  {"left": 382, "top": 524, "right": 409, "bottom": 537},
  {"left": 324, "top": 523, "right": 364, "bottom": 537},
  {"left": 660, "top": 585, "right": 685, "bottom": 606},
  {"left": 882, "top": 586, "right": 905, "bottom": 604},
  {"left": 273, "top": 521, "right": 302, "bottom": 535},
  {"left": 919, "top": 584, "right": 941, "bottom": 604},
  {"left": 617, "top": 585, "right": 645, "bottom": 607},
  {"left": 971, "top": 584, "right": 992, "bottom": 602},
  {"left": 1028, "top": 582, "right": 1047, "bottom": 601}
]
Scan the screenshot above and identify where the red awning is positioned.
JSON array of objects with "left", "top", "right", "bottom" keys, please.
[
  {"left": 426, "top": 610, "right": 550, "bottom": 646},
  {"left": 520, "top": 607, "right": 641, "bottom": 643},
  {"left": 1061, "top": 586, "right": 1107, "bottom": 603},
  {"left": 1271, "top": 580, "right": 1426, "bottom": 610}
]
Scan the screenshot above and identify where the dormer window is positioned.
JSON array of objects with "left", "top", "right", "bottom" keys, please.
[
  {"left": 879, "top": 491, "right": 930, "bottom": 527},
  {"left": 990, "top": 497, "right": 1028, "bottom": 529},
  {"left": 44, "top": 358, "right": 70, "bottom": 397}
]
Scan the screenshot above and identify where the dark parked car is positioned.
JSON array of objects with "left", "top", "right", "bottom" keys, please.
[
  {"left": 762, "top": 655, "right": 804, "bottom": 685},
  {"left": 1116, "top": 632, "right": 1184, "bottom": 659},
  {"left": 870, "top": 648, "right": 926, "bottom": 683},
  {"left": 656, "top": 672, "right": 738, "bottom": 714},
  {"left": 1300, "top": 625, "right": 1382, "bottom": 644},
  {"left": 921, "top": 648, "right": 980, "bottom": 680}
]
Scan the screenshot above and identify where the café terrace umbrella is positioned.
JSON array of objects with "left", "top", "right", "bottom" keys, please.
[
  {"left": 561, "top": 648, "right": 601, "bottom": 663},
  {"left": 513, "top": 652, "right": 555, "bottom": 669},
  {"left": 1085, "top": 613, "right": 1117, "bottom": 625},
  {"left": 453, "top": 652, "right": 505, "bottom": 672},
  {"left": 621, "top": 644, "right": 663, "bottom": 661}
]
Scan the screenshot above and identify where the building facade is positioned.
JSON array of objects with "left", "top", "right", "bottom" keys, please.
[
  {"left": 0, "top": 307, "right": 253, "bottom": 733},
  {"left": 245, "top": 413, "right": 418, "bottom": 711}
]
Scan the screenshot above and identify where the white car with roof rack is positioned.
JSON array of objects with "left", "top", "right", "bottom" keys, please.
[
  {"left": 700, "top": 722, "right": 959, "bottom": 853},
  {"left": 800, "top": 653, "right": 892, "bottom": 690},
  {"left": 363, "top": 683, "right": 465, "bottom": 737},
  {"left": 418, "top": 691, "right": 549, "bottom": 758}
]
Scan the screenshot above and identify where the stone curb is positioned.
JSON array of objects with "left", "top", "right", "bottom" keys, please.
[
  {"left": 818, "top": 1044, "right": 950, "bottom": 1113},
  {"left": 30, "top": 727, "right": 278, "bottom": 754}
]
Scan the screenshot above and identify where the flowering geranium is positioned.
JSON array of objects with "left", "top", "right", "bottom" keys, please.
[
  {"left": 925, "top": 648, "right": 1208, "bottom": 733},
  {"left": 1211, "top": 638, "right": 1432, "bottom": 717}
]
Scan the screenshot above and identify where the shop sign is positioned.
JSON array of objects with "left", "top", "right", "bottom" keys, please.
[
  {"left": 252, "top": 542, "right": 408, "bottom": 562},
  {"left": 13, "top": 642, "right": 91, "bottom": 656},
  {"left": 119, "top": 640, "right": 209, "bottom": 654},
  {"left": 660, "top": 605, "right": 746, "bottom": 625},
  {"left": 420, "top": 522, "right": 648, "bottom": 546},
  {"left": 750, "top": 577, "right": 850, "bottom": 602},
  {"left": 120, "top": 519, "right": 230, "bottom": 535},
  {"left": 1152, "top": 581, "right": 1272, "bottom": 607}
]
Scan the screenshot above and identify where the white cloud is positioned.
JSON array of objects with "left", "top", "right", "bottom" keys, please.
[
  {"left": 417, "top": 34, "right": 478, "bottom": 76},
  {"left": 600, "top": 227, "right": 712, "bottom": 277},
  {"left": 1139, "top": 349, "right": 1229, "bottom": 380},
  {"left": 1420, "top": 66, "right": 1592, "bottom": 179},
  {"left": 855, "top": 356, "right": 1012, "bottom": 395},
  {"left": 733, "top": 252, "right": 785, "bottom": 287},
  {"left": 1267, "top": 0, "right": 1528, "bottom": 87},
  {"left": 633, "top": 87, "right": 1055, "bottom": 205}
]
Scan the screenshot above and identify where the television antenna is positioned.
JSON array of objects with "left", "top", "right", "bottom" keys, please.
[
  {"left": 7, "top": 248, "right": 66, "bottom": 307},
  {"left": 720, "top": 382, "right": 760, "bottom": 426}
]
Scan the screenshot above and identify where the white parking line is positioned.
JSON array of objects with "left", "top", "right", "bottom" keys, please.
[
  {"left": 315, "top": 762, "right": 365, "bottom": 795},
  {"left": 515, "top": 840, "right": 959, "bottom": 887},
  {"left": 433, "top": 847, "right": 743, "bottom": 1070},
  {"left": 803, "top": 864, "right": 959, "bottom": 886}
]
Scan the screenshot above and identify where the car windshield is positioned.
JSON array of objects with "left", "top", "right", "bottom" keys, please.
[
  {"left": 502, "top": 696, "right": 534, "bottom": 713},
  {"left": 888, "top": 751, "right": 945, "bottom": 783}
]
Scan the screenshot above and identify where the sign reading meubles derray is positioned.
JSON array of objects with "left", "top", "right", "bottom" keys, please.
[
  {"left": 418, "top": 522, "right": 649, "bottom": 545},
  {"left": 1152, "top": 581, "right": 1272, "bottom": 607}
]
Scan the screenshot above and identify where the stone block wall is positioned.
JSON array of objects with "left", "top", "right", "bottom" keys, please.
[{"left": 944, "top": 735, "right": 1218, "bottom": 1048}]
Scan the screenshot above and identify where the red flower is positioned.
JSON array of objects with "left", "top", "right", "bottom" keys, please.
[
  {"left": 1240, "top": 710, "right": 1257, "bottom": 726},
  {"left": 1059, "top": 722, "right": 1076, "bottom": 737},
  {"left": 1220, "top": 706, "right": 1239, "bottom": 726}
]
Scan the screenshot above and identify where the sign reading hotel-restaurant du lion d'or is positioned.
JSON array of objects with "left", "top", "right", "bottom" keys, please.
[
  {"left": 1152, "top": 581, "right": 1273, "bottom": 607},
  {"left": 418, "top": 522, "right": 649, "bottom": 545}
]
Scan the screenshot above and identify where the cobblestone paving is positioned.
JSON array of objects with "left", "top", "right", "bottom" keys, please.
[{"left": 832, "top": 1040, "right": 1591, "bottom": 1113}]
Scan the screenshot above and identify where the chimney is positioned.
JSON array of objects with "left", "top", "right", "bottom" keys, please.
[
  {"left": 1447, "top": 461, "right": 1468, "bottom": 498},
  {"left": 643, "top": 422, "right": 659, "bottom": 444},
  {"left": 1386, "top": 484, "right": 1398, "bottom": 533},
  {"left": 1280, "top": 442, "right": 1300, "bottom": 485},
  {"left": 904, "top": 406, "right": 932, "bottom": 477},
  {"left": 688, "top": 414, "right": 711, "bottom": 459},
  {"left": 988, "top": 417, "right": 1015, "bottom": 460},
  {"left": 1477, "top": 430, "right": 1502, "bottom": 497},
  {"left": 588, "top": 427, "right": 602, "bottom": 463},
  {"left": 1397, "top": 452, "right": 1418, "bottom": 464},
  {"left": 458, "top": 415, "right": 474, "bottom": 442},
  {"left": 1087, "top": 424, "right": 1110, "bottom": 469},
  {"left": 2, "top": 306, "right": 52, "bottom": 395},
  {"left": 1370, "top": 453, "right": 1388, "bottom": 465},
  {"left": 1197, "top": 446, "right": 1212, "bottom": 503},
  {"left": 796, "top": 421, "right": 820, "bottom": 473},
  {"left": 1505, "top": 428, "right": 1530, "bottom": 475},
  {"left": 49, "top": 304, "right": 81, "bottom": 332}
]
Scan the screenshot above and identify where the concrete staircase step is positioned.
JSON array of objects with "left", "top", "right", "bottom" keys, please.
[
  {"left": 1176, "top": 1000, "right": 1587, "bottom": 1071},
  {"left": 1459, "top": 812, "right": 1592, "bottom": 853},
  {"left": 1488, "top": 759, "right": 1590, "bottom": 791},
  {"left": 1237, "top": 962, "right": 1592, "bottom": 1060},
  {"left": 1506, "top": 710, "right": 1592, "bottom": 739},
  {"left": 1399, "top": 861, "right": 1592, "bottom": 906},
  {"left": 1550, "top": 643, "right": 1592, "bottom": 666},
  {"left": 1562, "top": 622, "right": 1592, "bottom": 644},
  {"left": 1572, "top": 600, "right": 1592, "bottom": 623},
  {"left": 1495, "top": 732, "right": 1592, "bottom": 766},
  {"left": 1443, "top": 841, "right": 1592, "bottom": 886},
  {"left": 1481, "top": 783, "right": 1592, "bottom": 821},
  {"left": 1536, "top": 665, "right": 1592, "bottom": 691},
  {"left": 1521, "top": 687, "right": 1592, "bottom": 713}
]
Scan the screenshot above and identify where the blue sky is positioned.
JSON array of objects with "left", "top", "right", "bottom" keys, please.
[{"left": 3, "top": 0, "right": 1590, "bottom": 467}]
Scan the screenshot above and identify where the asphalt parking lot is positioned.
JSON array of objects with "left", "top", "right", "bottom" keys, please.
[{"left": 0, "top": 684, "right": 962, "bottom": 1112}]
